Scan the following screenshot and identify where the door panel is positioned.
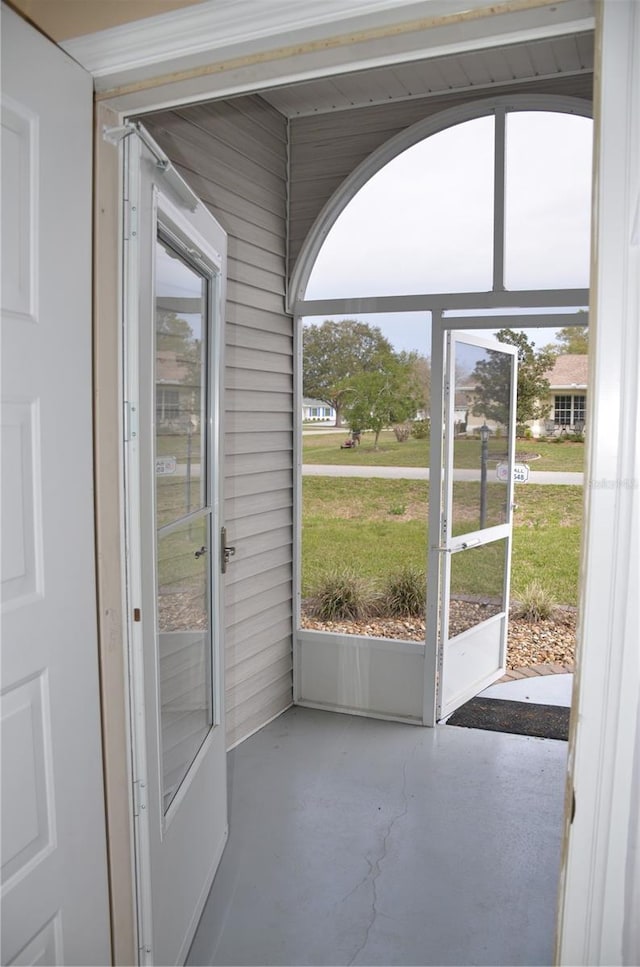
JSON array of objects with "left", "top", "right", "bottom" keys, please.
[
  {"left": 430, "top": 329, "right": 517, "bottom": 721},
  {"left": 123, "top": 130, "right": 227, "bottom": 965},
  {"left": 0, "top": 7, "right": 111, "bottom": 965}
]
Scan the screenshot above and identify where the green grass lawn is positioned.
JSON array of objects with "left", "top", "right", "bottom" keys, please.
[
  {"left": 302, "top": 429, "right": 585, "bottom": 472},
  {"left": 302, "top": 478, "right": 583, "bottom": 606}
]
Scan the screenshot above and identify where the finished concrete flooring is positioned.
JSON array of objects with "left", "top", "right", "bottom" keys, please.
[{"left": 187, "top": 707, "right": 567, "bottom": 966}]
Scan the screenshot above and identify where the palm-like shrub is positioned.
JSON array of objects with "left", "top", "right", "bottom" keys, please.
[
  {"left": 512, "top": 580, "right": 556, "bottom": 621},
  {"left": 383, "top": 566, "right": 426, "bottom": 617},
  {"left": 308, "top": 569, "right": 379, "bottom": 621}
]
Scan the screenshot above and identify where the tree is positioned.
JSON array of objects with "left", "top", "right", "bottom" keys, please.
[
  {"left": 398, "top": 350, "right": 430, "bottom": 415},
  {"left": 303, "top": 319, "right": 394, "bottom": 426},
  {"left": 551, "top": 324, "right": 589, "bottom": 354},
  {"left": 341, "top": 358, "right": 422, "bottom": 448},
  {"left": 471, "top": 329, "right": 555, "bottom": 427}
]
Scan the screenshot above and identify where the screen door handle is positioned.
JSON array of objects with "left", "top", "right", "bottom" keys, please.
[{"left": 221, "top": 526, "right": 236, "bottom": 574}]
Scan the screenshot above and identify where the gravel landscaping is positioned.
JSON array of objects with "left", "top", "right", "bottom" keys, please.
[{"left": 300, "top": 601, "right": 577, "bottom": 671}]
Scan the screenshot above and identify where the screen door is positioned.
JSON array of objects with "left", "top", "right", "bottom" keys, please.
[
  {"left": 123, "top": 127, "right": 227, "bottom": 966},
  {"left": 429, "top": 330, "right": 517, "bottom": 721}
]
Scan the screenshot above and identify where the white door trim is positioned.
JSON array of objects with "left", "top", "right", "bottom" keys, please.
[
  {"left": 556, "top": 2, "right": 640, "bottom": 963},
  {"left": 85, "top": 0, "right": 595, "bottom": 110}
]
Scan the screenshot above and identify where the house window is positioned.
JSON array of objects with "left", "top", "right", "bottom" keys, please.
[
  {"left": 554, "top": 394, "right": 586, "bottom": 426},
  {"left": 573, "top": 395, "right": 586, "bottom": 424},
  {"left": 157, "top": 387, "right": 180, "bottom": 421}
]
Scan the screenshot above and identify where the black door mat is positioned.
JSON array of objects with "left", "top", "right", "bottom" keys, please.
[{"left": 446, "top": 697, "right": 570, "bottom": 741}]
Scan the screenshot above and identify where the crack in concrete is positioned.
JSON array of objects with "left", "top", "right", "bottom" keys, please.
[{"left": 348, "top": 756, "right": 412, "bottom": 966}]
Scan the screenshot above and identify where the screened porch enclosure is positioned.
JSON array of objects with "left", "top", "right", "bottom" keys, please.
[{"left": 137, "top": 32, "right": 592, "bottom": 742}]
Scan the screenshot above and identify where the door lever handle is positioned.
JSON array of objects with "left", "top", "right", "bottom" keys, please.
[
  {"left": 221, "top": 527, "right": 236, "bottom": 574},
  {"left": 194, "top": 545, "right": 207, "bottom": 559}
]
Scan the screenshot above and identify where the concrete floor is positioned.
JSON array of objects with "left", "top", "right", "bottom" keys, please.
[{"left": 187, "top": 707, "right": 567, "bottom": 966}]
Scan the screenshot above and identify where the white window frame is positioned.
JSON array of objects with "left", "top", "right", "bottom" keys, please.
[{"left": 292, "top": 97, "right": 591, "bottom": 714}]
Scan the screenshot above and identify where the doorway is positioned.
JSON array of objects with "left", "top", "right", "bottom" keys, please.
[{"left": 121, "top": 125, "right": 228, "bottom": 965}]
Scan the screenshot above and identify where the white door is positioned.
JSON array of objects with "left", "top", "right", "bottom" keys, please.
[
  {"left": 427, "top": 330, "right": 517, "bottom": 721},
  {"left": 0, "top": 7, "right": 111, "bottom": 965},
  {"left": 123, "top": 128, "right": 228, "bottom": 966}
]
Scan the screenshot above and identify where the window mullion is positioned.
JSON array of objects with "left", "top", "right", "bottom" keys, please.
[{"left": 492, "top": 107, "right": 506, "bottom": 293}]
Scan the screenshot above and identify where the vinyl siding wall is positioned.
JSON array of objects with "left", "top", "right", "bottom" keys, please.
[
  {"left": 142, "top": 95, "right": 293, "bottom": 750},
  {"left": 288, "top": 73, "right": 593, "bottom": 270}
]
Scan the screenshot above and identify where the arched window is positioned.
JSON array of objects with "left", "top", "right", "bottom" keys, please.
[{"left": 295, "top": 100, "right": 592, "bottom": 304}]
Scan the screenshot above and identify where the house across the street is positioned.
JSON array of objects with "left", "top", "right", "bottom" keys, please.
[
  {"left": 458, "top": 353, "right": 588, "bottom": 438},
  {"left": 302, "top": 397, "right": 336, "bottom": 423}
]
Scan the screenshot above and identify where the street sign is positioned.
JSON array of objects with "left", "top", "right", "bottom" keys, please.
[{"left": 497, "top": 461, "right": 530, "bottom": 483}]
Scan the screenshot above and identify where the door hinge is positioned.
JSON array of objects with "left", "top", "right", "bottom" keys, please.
[
  {"left": 132, "top": 779, "right": 147, "bottom": 818},
  {"left": 124, "top": 199, "right": 139, "bottom": 242},
  {"left": 124, "top": 401, "right": 139, "bottom": 442}
]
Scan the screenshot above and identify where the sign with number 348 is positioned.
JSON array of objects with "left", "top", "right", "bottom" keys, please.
[{"left": 496, "top": 461, "right": 530, "bottom": 483}]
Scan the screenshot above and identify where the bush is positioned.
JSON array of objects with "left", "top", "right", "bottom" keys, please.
[
  {"left": 411, "top": 419, "right": 430, "bottom": 440},
  {"left": 383, "top": 566, "right": 426, "bottom": 617},
  {"left": 308, "top": 569, "right": 379, "bottom": 621},
  {"left": 512, "top": 580, "right": 556, "bottom": 622},
  {"left": 393, "top": 422, "right": 412, "bottom": 442},
  {"left": 516, "top": 423, "right": 528, "bottom": 438}
]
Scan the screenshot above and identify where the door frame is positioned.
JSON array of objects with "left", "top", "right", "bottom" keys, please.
[{"left": 86, "top": 4, "right": 639, "bottom": 963}]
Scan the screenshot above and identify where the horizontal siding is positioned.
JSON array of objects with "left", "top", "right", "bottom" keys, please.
[
  {"left": 288, "top": 73, "right": 593, "bottom": 269},
  {"left": 226, "top": 639, "right": 292, "bottom": 690},
  {"left": 224, "top": 563, "right": 291, "bottom": 605},
  {"left": 172, "top": 163, "right": 286, "bottom": 246},
  {"left": 225, "top": 450, "right": 292, "bottom": 476},
  {"left": 144, "top": 94, "right": 293, "bottom": 749},
  {"left": 225, "top": 599, "right": 293, "bottom": 649},
  {"left": 226, "top": 619, "right": 292, "bottom": 672},
  {"left": 227, "top": 388, "right": 292, "bottom": 413},
  {"left": 226, "top": 489, "right": 292, "bottom": 521},
  {"left": 226, "top": 410, "right": 292, "bottom": 433},
  {"left": 226, "top": 686, "right": 293, "bottom": 751},
  {"left": 224, "top": 468, "right": 292, "bottom": 500},
  {"left": 225, "top": 366, "right": 291, "bottom": 394},
  {"left": 224, "top": 546, "right": 292, "bottom": 588}
]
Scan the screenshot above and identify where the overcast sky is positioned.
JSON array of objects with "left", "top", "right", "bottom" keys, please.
[{"left": 304, "top": 111, "right": 593, "bottom": 355}]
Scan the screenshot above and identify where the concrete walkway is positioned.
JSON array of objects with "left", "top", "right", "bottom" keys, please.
[
  {"left": 303, "top": 464, "right": 583, "bottom": 484},
  {"left": 485, "top": 672, "right": 574, "bottom": 706}
]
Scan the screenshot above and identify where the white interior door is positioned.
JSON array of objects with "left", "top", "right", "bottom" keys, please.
[
  {"left": 123, "top": 128, "right": 228, "bottom": 966},
  {"left": 0, "top": 7, "right": 111, "bottom": 965},
  {"left": 428, "top": 330, "right": 517, "bottom": 721}
]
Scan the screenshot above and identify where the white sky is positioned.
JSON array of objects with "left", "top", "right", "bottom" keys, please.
[{"left": 305, "top": 111, "right": 593, "bottom": 355}]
